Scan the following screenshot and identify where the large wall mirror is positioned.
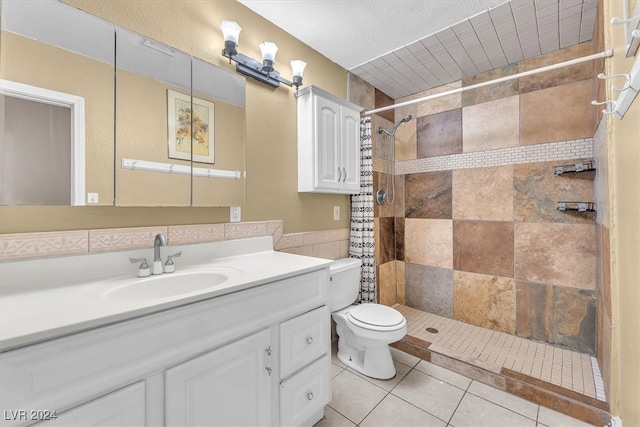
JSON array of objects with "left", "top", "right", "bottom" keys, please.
[
  {"left": 0, "top": 0, "right": 246, "bottom": 208},
  {"left": 0, "top": 0, "right": 115, "bottom": 206}
]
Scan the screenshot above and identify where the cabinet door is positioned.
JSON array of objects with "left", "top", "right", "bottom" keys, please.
[
  {"left": 165, "top": 329, "right": 272, "bottom": 427},
  {"left": 314, "top": 95, "right": 341, "bottom": 190},
  {"left": 340, "top": 106, "right": 361, "bottom": 193},
  {"left": 43, "top": 382, "right": 145, "bottom": 426}
]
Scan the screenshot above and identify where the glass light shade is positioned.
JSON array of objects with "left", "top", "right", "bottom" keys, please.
[
  {"left": 220, "top": 20, "right": 242, "bottom": 44},
  {"left": 290, "top": 60, "right": 307, "bottom": 77},
  {"left": 259, "top": 42, "right": 278, "bottom": 61}
]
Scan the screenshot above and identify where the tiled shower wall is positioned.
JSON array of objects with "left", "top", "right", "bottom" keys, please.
[{"left": 350, "top": 42, "right": 599, "bottom": 355}]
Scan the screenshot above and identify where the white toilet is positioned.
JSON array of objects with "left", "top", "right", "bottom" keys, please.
[{"left": 329, "top": 258, "right": 407, "bottom": 380}]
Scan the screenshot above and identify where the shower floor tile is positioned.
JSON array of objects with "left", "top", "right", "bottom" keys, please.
[{"left": 394, "top": 304, "right": 605, "bottom": 402}]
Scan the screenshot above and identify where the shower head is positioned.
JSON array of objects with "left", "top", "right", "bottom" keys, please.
[
  {"left": 391, "top": 114, "right": 413, "bottom": 133},
  {"left": 378, "top": 115, "right": 413, "bottom": 136}
]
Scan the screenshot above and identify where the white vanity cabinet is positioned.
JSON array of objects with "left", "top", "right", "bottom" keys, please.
[
  {"left": 44, "top": 383, "right": 146, "bottom": 426},
  {"left": 297, "top": 85, "right": 362, "bottom": 194},
  {"left": 165, "top": 329, "right": 273, "bottom": 426},
  {"left": 0, "top": 267, "right": 331, "bottom": 427}
]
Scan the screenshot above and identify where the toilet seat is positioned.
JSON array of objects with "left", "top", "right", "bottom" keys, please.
[{"left": 347, "top": 304, "right": 406, "bottom": 331}]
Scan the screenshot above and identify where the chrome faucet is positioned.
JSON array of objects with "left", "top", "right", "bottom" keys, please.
[
  {"left": 152, "top": 233, "right": 167, "bottom": 275},
  {"left": 154, "top": 233, "right": 167, "bottom": 262}
]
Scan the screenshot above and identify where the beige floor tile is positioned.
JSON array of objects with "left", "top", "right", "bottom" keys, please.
[
  {"left": 390, "top": 346, "right": 421, "bottom": 368},
  {"left": 316, "top": 406, "right": 356, "bottom": 427},
  {"left": 537, "top": 406, "right": 596, "bottom": 427},
  {"left": 329, "top": 370, "right": 388, "bottom": 425},
  {"left": 391, "top": 370, "right": 465, "bottom": 422},
  {"left": 449, "top": 393, "right": 536, "bottom": 427},
  {"left": 467, "top": 380, "right": 538, "bottom": 420},
  {"left": 347, "top": 359, "right": 412, "bottom": 392},
  {"left": 331, "top": 363, "right": 345, "bottom": 379},
  {"left": 360, "top": 394, "right": 446, "bottom": 427},
  {"left": 414, "top": 360, "right": 472, "bottom": 390}
]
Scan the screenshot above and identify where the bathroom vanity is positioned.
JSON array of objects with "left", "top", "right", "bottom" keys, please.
[{"left": 0, "top": 237, "right": 332, "bottom": 427}]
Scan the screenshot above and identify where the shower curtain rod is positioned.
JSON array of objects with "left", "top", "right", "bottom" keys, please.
[{"left": 363, "top": 49, "right": 614, "bottom": 115}]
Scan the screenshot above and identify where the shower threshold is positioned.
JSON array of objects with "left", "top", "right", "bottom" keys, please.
[{"left": 392, "top": 304, "right": 610, "bottom": 426}]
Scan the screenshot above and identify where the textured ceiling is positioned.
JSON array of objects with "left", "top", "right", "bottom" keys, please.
[{"left": 239, "top": 0, "right": 598, "bottom": 100}]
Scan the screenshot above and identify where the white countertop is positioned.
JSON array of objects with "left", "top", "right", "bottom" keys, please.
[{"left": 0, "top": 237, "right": 333, "bottom": 352}]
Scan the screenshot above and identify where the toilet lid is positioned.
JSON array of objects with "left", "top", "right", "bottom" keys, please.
[{"left": 347, "top": 304, "right": 405, "bottom": 328}]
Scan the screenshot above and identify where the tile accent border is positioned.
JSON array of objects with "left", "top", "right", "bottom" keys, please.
[
  {"left": 396, "top": 138, "right": 593, "bottom": 174},
  {"left": 0, "top": 221, "right": 349, "bottom": 262},
  {"left": 275, "top": 228, "right": 350, "bottom": 260},
  {"left": 0, "top": 230, "right": 89, "bottom": 261}
]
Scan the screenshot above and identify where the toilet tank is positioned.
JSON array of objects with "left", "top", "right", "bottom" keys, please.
[{"left": 329, "top": 258, "right": 362, "bottom": 311}]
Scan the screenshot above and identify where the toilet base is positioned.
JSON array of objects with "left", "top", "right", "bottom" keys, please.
[{"left": 336, "top": 340, "right": 396, "bottom": 380}]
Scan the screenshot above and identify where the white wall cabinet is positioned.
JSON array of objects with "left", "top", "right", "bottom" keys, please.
[
  {"left": 297, "top": 85, "right": 362, "bottom": 194},
  {"left": 1, "top": 269, "right": 330, "bottom": 427}
]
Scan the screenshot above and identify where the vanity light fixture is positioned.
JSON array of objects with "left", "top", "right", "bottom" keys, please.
[{"left": 220, "top": 20, "right": 306, "bottom": 92}]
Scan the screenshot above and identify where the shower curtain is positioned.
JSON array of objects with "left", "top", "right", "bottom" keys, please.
[{"left": 349, "top": 117, "right": 376, "bottom": 303}]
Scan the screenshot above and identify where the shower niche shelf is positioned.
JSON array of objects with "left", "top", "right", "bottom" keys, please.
[
  {"left": 554, "top": 160, "right": 596, "bottom": 175},
  {"left": 557, "top": 202, "right": 596, "bottom": 212}
]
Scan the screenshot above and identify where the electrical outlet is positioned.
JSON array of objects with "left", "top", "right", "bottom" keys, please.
[
  {"left": 87, "top": 193, "right": 99, "bottom": 204},
  {"left": 333, "top": 206, "right": 340, "bottom": 221},
  {"left": 230, "top": 206, "right": 241, "bottom": 223}
]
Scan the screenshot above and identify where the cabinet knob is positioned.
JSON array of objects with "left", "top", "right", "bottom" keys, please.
[
  {"left": 306, "top": 336, "right": 313, "bottom": 345},
  {"left": 307, "top": 392, "right": 314, "bottom": 401}
]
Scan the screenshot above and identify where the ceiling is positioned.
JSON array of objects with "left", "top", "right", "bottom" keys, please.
[{"left": 238, "top": 0, "right": 598, "bottom": 100}]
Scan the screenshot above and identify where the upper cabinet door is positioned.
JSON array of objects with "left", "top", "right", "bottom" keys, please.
[
  {"left": 297, "top": 86, "right": 362, "bottom": 194},
  {"left": 340, "top": 107, "right": 361, "bottom": 193},
  {"left": 315, "top": 96, "right": 342, "bottom": 190}
]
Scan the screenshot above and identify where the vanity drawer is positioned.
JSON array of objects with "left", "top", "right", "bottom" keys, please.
[
  {"left": 279, "top": 354, "right": 330, "bottom": 427},
  {"left": 279, "top": 306, "right": 330, "bottom": 378}
]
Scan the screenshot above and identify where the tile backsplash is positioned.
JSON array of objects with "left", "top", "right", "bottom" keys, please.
[{"left": 0, "top": 221, "right": 349, "bottom": 262}]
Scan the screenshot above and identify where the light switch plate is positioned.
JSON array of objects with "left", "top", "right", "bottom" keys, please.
[
  {"left": 333, "top": 206, "right": 340, "bottom": 221},
  {"left": 87, "top": 193, "right": 99, "bottom": 204},
  {"left": 230, "top": 206, "right": 241, "bottom": 223}
]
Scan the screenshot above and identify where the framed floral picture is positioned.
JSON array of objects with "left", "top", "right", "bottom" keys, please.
[{"left": 167, "top": 89, "right": 215, "bottom": 164}]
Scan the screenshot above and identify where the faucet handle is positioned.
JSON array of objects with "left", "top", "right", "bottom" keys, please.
[
  {"left": 129, "top": 257, "right": 151, "bottom": 277},
  {"left": 164, "top": 251, "right": 182, "bottom": 273}
]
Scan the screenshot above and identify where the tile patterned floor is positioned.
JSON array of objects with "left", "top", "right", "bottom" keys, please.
[
  {"left": 395, "top": 304, "right": 606, "bottom": 401},
  {"left": 319, "top": 345, "right": 598, "bottom": 427}
]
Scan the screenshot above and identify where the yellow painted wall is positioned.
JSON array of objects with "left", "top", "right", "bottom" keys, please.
[
  {"left": 603, "top": 0, "right": 640, "bottom": 423},
  {"left": 0, "top": 0, "right": 351, "bottom": 233}
]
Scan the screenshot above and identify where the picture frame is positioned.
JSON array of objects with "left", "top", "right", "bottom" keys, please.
[{"left": 167, "top": 89, "right": 215, "bottom": 164}]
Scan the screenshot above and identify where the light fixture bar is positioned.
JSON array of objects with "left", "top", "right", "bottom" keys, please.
[
  {"left": 220, "top": 20, "right": 304, "bottom": 91},
  {"left": 225, "top": 52, "right": 293, "bottom": 88}
]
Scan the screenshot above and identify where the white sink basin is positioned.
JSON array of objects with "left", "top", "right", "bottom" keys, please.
[{"left": 103, "top": 269, "right": 235, "bottom": 301}]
